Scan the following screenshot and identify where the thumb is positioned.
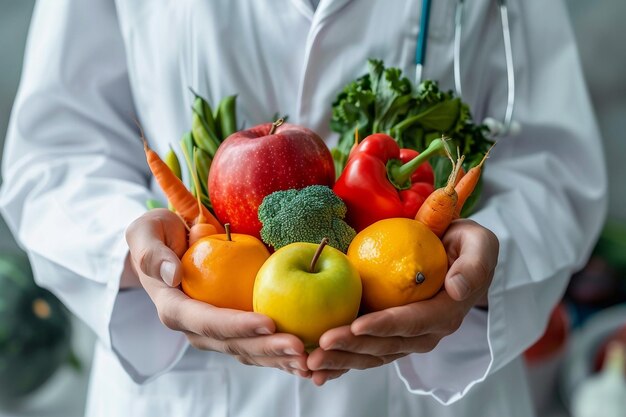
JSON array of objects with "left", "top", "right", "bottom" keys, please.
[
  {"left": 445, "top": 260, "right": 488, "bottom": 302},
  {"left": 445, "top": 273, "right": 467, "bottom": 301},
  {"left": 443, "top": 233, "right": 498, "bottom": 303},
  {"left": 139, "top": 245, "right": 182, "bottom": 287},
  {"left": 126, "top": 210, "right": 186, "bottom": 287}
]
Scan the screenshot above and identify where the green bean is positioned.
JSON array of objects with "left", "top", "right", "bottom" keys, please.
[
  {"left": 191, "top": 96, "right": 221, "bottom": 155},
  {"left": 200, "top": 194, "right": 212, "bottom": 211},
  {"left": 215, "top": 94, "right": 238, "bottom": 139},
  {"left": 194, "top": 147, "right": 212, "bottom": 207},
  {"left": 163, "top": 146, "right": 183, "bottom": 211},
  {"left": 190, "top": 91, "right": 217, "bottom": 132},
  {"left": 146, "top": 198, "right": 165, "bottom": 210},
  {"left": 164, "top": 147, "right": 182, "bottom": 180},
  {"left": 180, "top": 132, "right": 196, "bottom": 196},
  {"left": 213, "top": 103, "right": 223, "bottom": 140}
]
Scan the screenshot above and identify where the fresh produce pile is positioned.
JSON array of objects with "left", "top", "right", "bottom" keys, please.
[{"left": 142, "top": 60, "right": 492, "bottom": 349}]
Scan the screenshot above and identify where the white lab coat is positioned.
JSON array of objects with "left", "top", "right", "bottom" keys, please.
[{"left": 0, "top": 0, "right": 607, "bottom": 416}]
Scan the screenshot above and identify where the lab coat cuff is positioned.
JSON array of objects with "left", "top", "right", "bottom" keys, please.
[
  {"left": 103, "top": 236, "right": 189, "bottom": 384},
  {"left": 392, "top": 198, "right": 572, "bottom": 404},
  {"left": 393, "top": 302, "right": 495, "bottom": 405}
]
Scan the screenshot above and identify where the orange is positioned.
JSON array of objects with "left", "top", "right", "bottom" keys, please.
[
  {"left": 347, "top": 218, "right": 448, "bottom": 312},
  {"left": 181, "top": 233, "right": 270, "bottom": 311}
]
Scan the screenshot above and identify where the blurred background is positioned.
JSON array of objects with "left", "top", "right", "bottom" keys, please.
[
  {"left": 1, "top": 3, "right": 95, "bottom": 417},
  {"left": 1, "top": 1, "right": 625, "bottom": 416}
]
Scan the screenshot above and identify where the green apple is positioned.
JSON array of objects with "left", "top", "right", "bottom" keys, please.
[{"left": 253, "top": 239, "right": 362, "bottom": 350}]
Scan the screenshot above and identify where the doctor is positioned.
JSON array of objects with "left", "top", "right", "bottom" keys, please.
[{"left": 0, "top": 0, "right": 606, "bottom": 416}]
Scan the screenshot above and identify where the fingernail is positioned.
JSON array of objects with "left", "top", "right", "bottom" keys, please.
[
  {"left": 255, "top": 327, "right": 272, "bottom": 335},
  {"left": 283, "top": 348, "right": 299, "bottom": 356},
  {"left": 328, "top": 342, "right": 344, "bottom": 351},
  {"left": 289, "top": 361, "right": 306, "bottom": 371},
  {"left": 450, "top": 274, "right": 470, "bottom": 299},
  {"left": 297, "top": 370, "right": 312, "bottom": 379},
  {"left": 160, "top": 261, "right": 176, "bottom": 286}
]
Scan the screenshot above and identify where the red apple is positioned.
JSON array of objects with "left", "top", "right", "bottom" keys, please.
[{"left": 208, "top": 121, "right": 335, "bottom": 238}]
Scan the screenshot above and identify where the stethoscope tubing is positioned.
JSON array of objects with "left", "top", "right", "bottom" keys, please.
[
  {"left": 414, "top": 0, "right": 431, "bottom": 84},
  {"left": 416, "top": 0, "right": 517, "bottom": 137},
  {"left": 499, "top": 1, "right": 515, "bottom": 134}
]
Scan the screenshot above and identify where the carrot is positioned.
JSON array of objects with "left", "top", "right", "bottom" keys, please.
[
  {"left": 142, "top": 139, "right": 224, "bottom": 233},
  {"left": 415, "top": 149, "right": 465, "bottom": 238},
  {"left": 453, "top": 147, "right": 465, "bottom": 186},
  {"left": 454, "top": 166, "right": 466, "bottom": 186},
  {"left": 188, "top": 223, "right": 218, "bottom": 246},
  {"left": 453, "top": 144, "right": 494, "bottom": 219},
  {"left": 181, "top": 144, "right": 221, "bottom": 242},
  {"left": 175, "top": 210, "right": 217, "bottom": 246},
  {"left": 347, "top": 128, "right": 360, "bottom": 160}
]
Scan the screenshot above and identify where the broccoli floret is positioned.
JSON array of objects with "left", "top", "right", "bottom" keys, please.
[{"left": 258, "top": 185, "right": 356, "bottom": 252}]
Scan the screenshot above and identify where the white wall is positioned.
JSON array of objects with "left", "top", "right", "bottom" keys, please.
[{"left": 568, "top": 0, "right": 626, "bottom": 222}]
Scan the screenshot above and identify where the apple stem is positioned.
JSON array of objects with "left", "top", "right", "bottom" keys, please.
[
  {"left": 309, "top": 238, "right": 330, "bottom": 273},
  {"left": 225, "top": 223, "right": 232, "bottom": 241},
  {"left": 269, "top": 117, "right": 285, "bottom": 135}
]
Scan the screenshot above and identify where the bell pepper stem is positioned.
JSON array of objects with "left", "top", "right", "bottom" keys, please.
[{"left": 388, "top": 138, "right": 446, "bottom": 188}]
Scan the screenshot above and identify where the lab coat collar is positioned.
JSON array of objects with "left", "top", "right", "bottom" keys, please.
[{"left": 289, "top": 0, "right": 355, "bottom": 24}]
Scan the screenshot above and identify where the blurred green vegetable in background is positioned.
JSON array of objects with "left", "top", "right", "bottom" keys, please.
[
  {"left": 0, "top": 252, "right": 77, "bottom": 407},
  {"left": 593, "top": 220, "right": 626, "bottom": 272}
]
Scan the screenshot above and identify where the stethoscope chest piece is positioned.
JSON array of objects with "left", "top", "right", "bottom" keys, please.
[{"left": 483, "top": 117, "right": 522, "bottom": 138}]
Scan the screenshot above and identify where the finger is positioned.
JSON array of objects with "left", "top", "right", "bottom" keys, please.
[
  {"left": 322, "top": 331, "right": 438, "bottom": 356},
  {"left": 294, "top": 369, "right": 312, "bottom": 378},
  {"left": 187, "top": 332, "right": 306, "bottom": 359},
  {"left": 319, "top": 326, "right": 437, "bottom": 355},
  {"left": 311, "top": 370, "right": 349, "bottom": 386},
  {"left": 307, "top": 348, "right": 384, "bottom": 371},
  {"left": 443, "top": 220, "right": 499, "bottom": 302},
  {"left": 126, "top": 209, "right": 188, "bottom": 287},
  {"left": 234, "top": 353, "right": 311, "bottom": 376},
  {"left": 349, "top": 291, "right": 464, "bottom": 337},
  {"left": 310, "top": 350, "right": 405, "bottom": 368},
  {"left": 154, "top": 289, "right": 276, "bottom": 338}
]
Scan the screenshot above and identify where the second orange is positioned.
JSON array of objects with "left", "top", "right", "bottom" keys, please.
[{"left": 181, "top": 225, "right": 270, "bottom": 311}]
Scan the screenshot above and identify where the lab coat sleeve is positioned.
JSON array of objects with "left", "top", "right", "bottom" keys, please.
[
  {"left": 393, "top": 0, "right": 608, "bottom": 404},
  {"left": 0, "top": 0, "right": 188, "bottom": 383}
]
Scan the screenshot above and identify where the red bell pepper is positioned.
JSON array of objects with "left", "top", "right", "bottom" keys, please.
[
  {"left": 333, "top": 134, "right": 444, "bottom": 232},
  {"left": 397, "top": 148, "right": 435, "bottom": 218}
]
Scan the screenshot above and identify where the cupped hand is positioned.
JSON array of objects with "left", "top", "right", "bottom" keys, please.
[
  {"left": 125, "top": 209, "right": 310, "bottom": 377},
  {"left": 307, "top": 219, "right": 499, "bottom": 386}
]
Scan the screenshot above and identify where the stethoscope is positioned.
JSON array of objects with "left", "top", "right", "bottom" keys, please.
[{"left": 416, "top": 0, "right": 521, "bottom": 137}]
